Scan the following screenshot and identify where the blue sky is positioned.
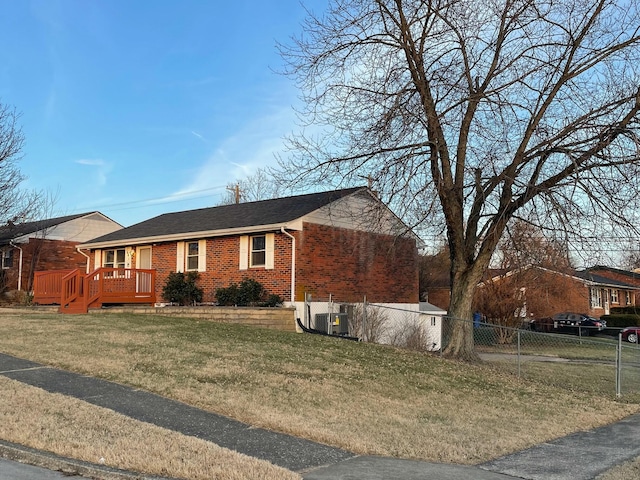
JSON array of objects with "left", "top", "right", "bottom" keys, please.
[{"left": 0, "top": 0, "right": 325, "bottom": 226}]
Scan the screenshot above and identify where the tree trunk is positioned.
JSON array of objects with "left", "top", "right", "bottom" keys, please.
[{"left": 443, "top": 267, "right": 482, "bottom": 361}]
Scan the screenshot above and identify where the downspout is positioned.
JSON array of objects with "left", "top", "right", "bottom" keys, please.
[
  {"left": 9, "top": 240, "right": 23, "bottom": 291},
  {"left": 76, "top": 246, "right": 91, "bottom": 273},
  {"left": 280, "top": 227, "right": 295, "bottom": 304}
]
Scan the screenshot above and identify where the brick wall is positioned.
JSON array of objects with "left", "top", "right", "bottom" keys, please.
[
  {"left": 88, "top": 223, "right": 419, "bottom": 305},
  {"left": 97, "top": 235, "right": 293, "bottom": 304},
  {"left": 588, "top": 268, "right": 640, "bottom": 306},
  {"left": 3, "top": 239, "right": 87, "bottom": 292},
  {"left": 295, "top": 222, "right": 419, "bottom": 303}
]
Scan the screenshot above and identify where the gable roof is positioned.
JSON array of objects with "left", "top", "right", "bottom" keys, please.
[
  {"left": 0, "top": 213, "right": 98, "bottom": 246},
  {"left": 484, "top": 265, "right": 640, "bottom": 290},
  {"left": 81, "top": 187, "right": 369, "bottom": 248},
  {"left": 587, "top": 265, "right": 640, "bottom": 283},
  {"left": 573, "top": 270, "right": 639, "bottom": 289}
]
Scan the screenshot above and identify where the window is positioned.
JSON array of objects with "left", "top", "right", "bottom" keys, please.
[
  {"left": 176, "top": 240, "right": 206, "bottom": 273},
  {"left": 186, "top": 241, "right": 199, "bottom": 271},
  {"left": 239, "top": 234, "right": 274, "bottom": 270},
  {"left": 431, "top": 317, "right": 436, "bottom": 326},
  {"left": 590, "top": 288, "right": 602, "bottom": 308},
  {"left": 1, "top": 249, "right": 13, "bottom": 269},
  {"left": 250, "top": 235, "right": 266, "bottom": 267},
  {"left": 611, "top": 289, "right": 619, "bottom": 304},
  {"left": 627, "top": 291, "right": 632, "bottom": 305},
  {"left": 104, "top": 249, "right": 126, "bottom": 268}
]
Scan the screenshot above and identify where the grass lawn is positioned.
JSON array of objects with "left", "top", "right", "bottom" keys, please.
[{"left": 0, "top": 311, "right": 638, "bottom": 470}]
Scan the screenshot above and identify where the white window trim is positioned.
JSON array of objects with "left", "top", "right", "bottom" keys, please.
[
  {"left": 177, "top": 240, "right": 206, "bottom": 273},
  {"left": 611, "top": 289, "right": 619, "bottom": 304},
  {"left": 103, "top": 248, "right": 127, "bottom": 269},
  {"left": 250, "top": 235, "right": 267, "bottom": 268},
  {"left": 590, "top": 287, "right": 603, "bottom": 308},
  {"left": 1, "top": 249, "right": 12, "bottom": 269},
  {"left": 239, "top": 233, "right": 274, "bottom": 270}
]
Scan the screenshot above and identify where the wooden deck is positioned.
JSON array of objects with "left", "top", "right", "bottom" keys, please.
[{"left": 33, "top": 268, "right": 156, "bottom": 314}]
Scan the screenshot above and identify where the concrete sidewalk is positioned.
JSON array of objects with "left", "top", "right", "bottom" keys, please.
[{"left": 1, "top": 352, "right": 639, "bottom": 480}]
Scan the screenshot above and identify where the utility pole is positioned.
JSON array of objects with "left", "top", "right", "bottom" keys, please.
[{"left": 226, "top": 183, "right": 242, "bottom": 204}]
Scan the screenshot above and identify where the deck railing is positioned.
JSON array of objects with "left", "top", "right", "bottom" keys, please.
[{"left": 33, "top": 268, "right": 156, "bottom": 313}]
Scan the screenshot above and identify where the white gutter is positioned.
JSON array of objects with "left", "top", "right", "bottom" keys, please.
[
  {"left": 79, "top": 221, "right": 305, "bottom": 250},
  {"left": 76, "top": 246, "right": 91, "bottom": 273},
  {"left": 9, "top": 241, "right": 23, "bottom": 291},
  {"left": 280, "top": 227, "right": 296, "bottom": 304}
]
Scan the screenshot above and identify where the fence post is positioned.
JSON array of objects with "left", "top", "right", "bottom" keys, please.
[
  {"left": 517, "top": 330, "right": 521, "bottom": 378},
  {"left": 362, "top": 296, "right": 367, "bottom": 342},
  {"left": 616, "top": 332, "right": 622, "bottom": 398}
]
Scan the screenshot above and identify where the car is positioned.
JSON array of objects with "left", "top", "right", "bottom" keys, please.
[
  {"left": 530, "top": 312, "right": 604, "bottom": 336},
  {"left": 621, "top": 327, "right": 640, "bottom": 343}
]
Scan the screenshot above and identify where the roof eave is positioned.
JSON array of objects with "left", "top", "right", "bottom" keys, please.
[{"left": 78, "top": 222, "right": 303, "bottom": 249}]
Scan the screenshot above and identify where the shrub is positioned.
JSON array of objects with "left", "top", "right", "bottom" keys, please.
[
  {"left": 237, "top": 278, "right": 265, "bottom": 306},
  {"left": 215, "top": 283, "right": 240, "bottom": 306},
  {"left": 162, "top": 272, "right": 203, "bottom": 306},
  {"left": 215, "top": 278, "right": 282, "bottom": 307},
  {"left": 600, "top": 314, "right": 640, "bottom": 328},
  {"left": 611, "top": 306, "right": 640, "bottom": 315},
  {"left": 262, "top": 294, "right": 284, "bottom": 307}
]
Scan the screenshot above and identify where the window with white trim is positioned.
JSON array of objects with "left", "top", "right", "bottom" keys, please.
[
  {"left": 239, "top": 233, "right": 275, "bottom": 270},
  {"left": 590, "top": 288, "right": 602, "bottom": 308},
  {"left": 186, "top": 241, "right": 199, "bottom": 271},
  {"left": 611, "top": 289, "right": 619, "bottom": 304},
  {"left": 627, "top": 291, "right": 632, "bottom": 305},
  {"left": 176, "top": 240, "right": 206, "bottom": 272},
  {"left": 1, "top": 249, "right": 13, "bottom": 269},
  {"left": 104, "top": 249, "right": 126, "bottom": 268},
  {"left": 250, "top": 235, "right": 266, "bottom": 267}
]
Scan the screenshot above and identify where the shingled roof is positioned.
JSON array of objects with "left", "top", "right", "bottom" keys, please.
[
  {"left": 0, "top": 213, "right": 95, "bottom": 246},
  {"left": 82, "top": 187, "right": 368, "bottom": 247}
]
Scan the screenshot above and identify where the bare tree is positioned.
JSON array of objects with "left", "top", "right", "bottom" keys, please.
[
  {"left": 497, "top": 220, "right": 573, "bottom": 272},
  {"left": 0, "top": 103, "right": 39, "bottom": 223},
  {"left": 279, "top": 0, "right": 640, "bottom": 359},
  {"left": 219, "top": 169, "right": 284, "bottom": 205}
]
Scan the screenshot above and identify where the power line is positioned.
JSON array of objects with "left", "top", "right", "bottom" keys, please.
[{"left": 68, "top": 185, "right": 229, "bottom": 214}]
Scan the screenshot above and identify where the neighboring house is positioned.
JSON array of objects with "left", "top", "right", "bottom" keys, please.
[
  {"left": 77, "top": 188, "right": 420, "bottom": 318},
  {"left": 585, "top": 266, "right": 640, "bottom": 307},
  {"left": 477, "top": 266, "right": 638, "bottom": 320},
  {"left": 0, "top": 212, "right": 123, "bottom": 293}
]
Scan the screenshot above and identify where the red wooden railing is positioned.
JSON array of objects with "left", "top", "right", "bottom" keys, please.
[
  {"left": 33, "top": 268, "right": 156, "bottom": 314},
  {"left": 33, "top": 270, "right": 75, "bottom": 305}
]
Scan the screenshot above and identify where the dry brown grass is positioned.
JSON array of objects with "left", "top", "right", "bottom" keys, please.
[
  {"left": 597, "top": 457, "right": 640, "bottom": 480},
  {"left": 0, "top": 311, "right": 638, "bottom": 467},
  {"left": 0, "top": 376, "right": 299, "bottom": 480}
]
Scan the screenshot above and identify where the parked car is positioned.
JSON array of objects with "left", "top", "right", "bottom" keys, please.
[
  {"left": 530, "top": 312, "right": 604, "bottom": 336},
  {"left": 621, "top": 327, "right": 640, "bottom": 343}
]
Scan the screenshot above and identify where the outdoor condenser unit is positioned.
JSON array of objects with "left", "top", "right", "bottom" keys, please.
[{"left": 315, "top": 313, "right": 349, "bottom": 334}]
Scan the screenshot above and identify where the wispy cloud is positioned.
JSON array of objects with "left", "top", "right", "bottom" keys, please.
[
  {"left": 191, "top": 130, "right": 207, "bottom": 142},
  {"left": 76, "top": 158, "right": 112, "bottom": 186},
  {"left": 169, "top": 101, "right": 297, "bottom": 201}
]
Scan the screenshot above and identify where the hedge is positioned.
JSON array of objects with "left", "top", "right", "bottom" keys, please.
[{"left": 600, "top": 314, "right": 640, "bottom": 328}]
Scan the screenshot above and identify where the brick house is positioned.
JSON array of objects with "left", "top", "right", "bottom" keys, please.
[
  {"left": 477, "top": 266, "right": 638, "bottom": 320},
  {"left": 77, "top": 188, "right": 420, "bottom": 315},
  {"left": 585, "top": 266, "right": 640, "bottom": 307},
  {"left": 0, "top": 212, "right": 122, "bottom": 294}
]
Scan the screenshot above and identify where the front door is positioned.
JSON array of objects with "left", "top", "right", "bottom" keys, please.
[{"left": 136, "top": 247, "right": 152, "bottom": 293}]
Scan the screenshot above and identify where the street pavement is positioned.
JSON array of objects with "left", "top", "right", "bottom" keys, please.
[{"left": 1, "top": 351, "right": 639, "bottom": 480}]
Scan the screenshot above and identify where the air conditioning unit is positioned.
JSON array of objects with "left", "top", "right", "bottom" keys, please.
[{"left": 315, "top": 313, "right": 349, "bottom": 334}]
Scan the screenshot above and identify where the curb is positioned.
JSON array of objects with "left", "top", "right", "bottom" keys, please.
[{"left": 0, "top": 439, "right": 178, "bottom": 480}]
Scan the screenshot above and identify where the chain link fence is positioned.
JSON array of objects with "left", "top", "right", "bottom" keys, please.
[{"left": 303, "top": 295, "right": 640, "bottom": 400}]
